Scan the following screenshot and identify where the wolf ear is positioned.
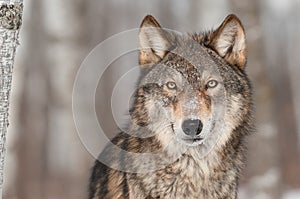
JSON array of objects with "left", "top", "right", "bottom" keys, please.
[
  {"left": 207, "top": 14, "right": 246, "bottom": 69},
  {"left": 139, "top": 15, "right": 174, "bottom": 67}
]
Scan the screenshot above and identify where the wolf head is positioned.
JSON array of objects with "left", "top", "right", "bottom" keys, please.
[{"left": 130, "top": 15, "right": 252, "bottom": 152}]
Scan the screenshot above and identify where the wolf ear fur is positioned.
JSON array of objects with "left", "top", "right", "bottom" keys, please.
[
  {"left": 139, "top": 15, "right": 173, "bottom": 67},
  {"left": 207, "top": 14, "right": 246, "bottom": 69}
]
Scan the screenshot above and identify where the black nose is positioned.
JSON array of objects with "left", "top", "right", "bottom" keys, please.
[{"left": 182, "top": 119, "right": 203, "bottom": 136}]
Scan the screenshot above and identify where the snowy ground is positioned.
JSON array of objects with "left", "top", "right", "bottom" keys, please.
[
  {"left": 283, "top": 190, "right": 300, "bottom": 199},
  {"left": 239, "top": 189, "right": 300, "bottom": 199}
]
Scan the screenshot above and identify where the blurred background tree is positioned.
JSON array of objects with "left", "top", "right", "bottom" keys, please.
[
  {"left": 0, "top": 1, "right": 23, "bottom": 198},
  {"left": 3, "top": 0, "right": 300, "bottom": 198}
]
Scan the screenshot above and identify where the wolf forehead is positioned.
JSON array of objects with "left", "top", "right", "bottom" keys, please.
[
  {"left": 164, "top": 39, "right": 223, "bottom": 86},
  {"left": 140, "top": 39, "right": 231, "bottom": 90}
]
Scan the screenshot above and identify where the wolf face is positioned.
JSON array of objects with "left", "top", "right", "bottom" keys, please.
[
  {"left": 131, "top": 15, "right": 251, "bottom": 151},
  {"left": 89, "top": 14, "right": 253, "bottom": 199}
]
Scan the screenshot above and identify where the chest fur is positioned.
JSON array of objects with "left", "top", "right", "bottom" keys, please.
[{"left": 128, "top": 154, "right": 238, "bottom": 199}]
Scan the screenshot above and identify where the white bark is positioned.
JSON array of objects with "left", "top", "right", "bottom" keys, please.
[{"left": 0, "top": 1, "right": 22, "bottom": 198}]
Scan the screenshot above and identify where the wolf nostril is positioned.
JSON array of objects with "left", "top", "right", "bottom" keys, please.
[{"left": 182, "top": 119, "right": 203, "bottom": 136}]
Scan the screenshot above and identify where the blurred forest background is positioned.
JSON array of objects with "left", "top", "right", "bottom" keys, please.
[{"left": 2, "top": 0, "right": 300, "bottom": 198}]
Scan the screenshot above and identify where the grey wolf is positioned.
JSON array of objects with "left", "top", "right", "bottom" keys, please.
[{"left": 89, "top": 14, "right": 253, "bottom": 199}]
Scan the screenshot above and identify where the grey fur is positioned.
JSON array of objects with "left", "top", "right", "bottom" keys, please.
[{"left": 89, "top": 14, "right": 253, "bottom": 199}]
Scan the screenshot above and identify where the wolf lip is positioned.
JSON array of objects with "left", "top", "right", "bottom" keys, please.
[
  {"left": 192, "top": 138, "right": 203, "bottom": 142},
  {"left": 183, "top": 137, "right": 203, "bottom": 142}
]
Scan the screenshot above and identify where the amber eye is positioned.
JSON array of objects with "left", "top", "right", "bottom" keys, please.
[
  {"left": 166, "top": 81, "right": 177, "bottom": 90},
  {"left": 206, "top": 80, "right": 218, "bottom": 89}
]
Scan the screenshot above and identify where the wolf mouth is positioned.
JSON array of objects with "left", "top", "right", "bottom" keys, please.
[
  {"left": 184, "top": 138, "right": 203, "bottom": 142},
  {"left": 182, "top": 138, "right": 204, "bottom": 144}
]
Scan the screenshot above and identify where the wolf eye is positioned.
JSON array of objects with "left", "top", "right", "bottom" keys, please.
[
  {"left": 206, "top": 80, "right": 218, "bottom": 89},
  {"left": 166, "top": 81, "right": 177, "bottom": 90}
]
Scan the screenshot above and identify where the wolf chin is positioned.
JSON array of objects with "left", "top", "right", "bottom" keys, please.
[{"left": 89, "top": 14, "right": 253, "bottom": 199}]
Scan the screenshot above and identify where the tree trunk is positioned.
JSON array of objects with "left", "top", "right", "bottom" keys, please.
[
  {"left": 260, "top": 1, "right": 300, "bottom": 189},
  {"left": 0, "top": 1, "right": 23, "bottom": 198}
]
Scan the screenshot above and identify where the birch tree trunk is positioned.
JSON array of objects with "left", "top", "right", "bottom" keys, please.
[{"left": 0, "top": 0, "right": 22, "bottom": 197}]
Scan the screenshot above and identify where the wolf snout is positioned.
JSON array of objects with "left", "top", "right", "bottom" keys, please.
[{"left": 182, "top": 119, "right": 203, "bottom": 136}]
